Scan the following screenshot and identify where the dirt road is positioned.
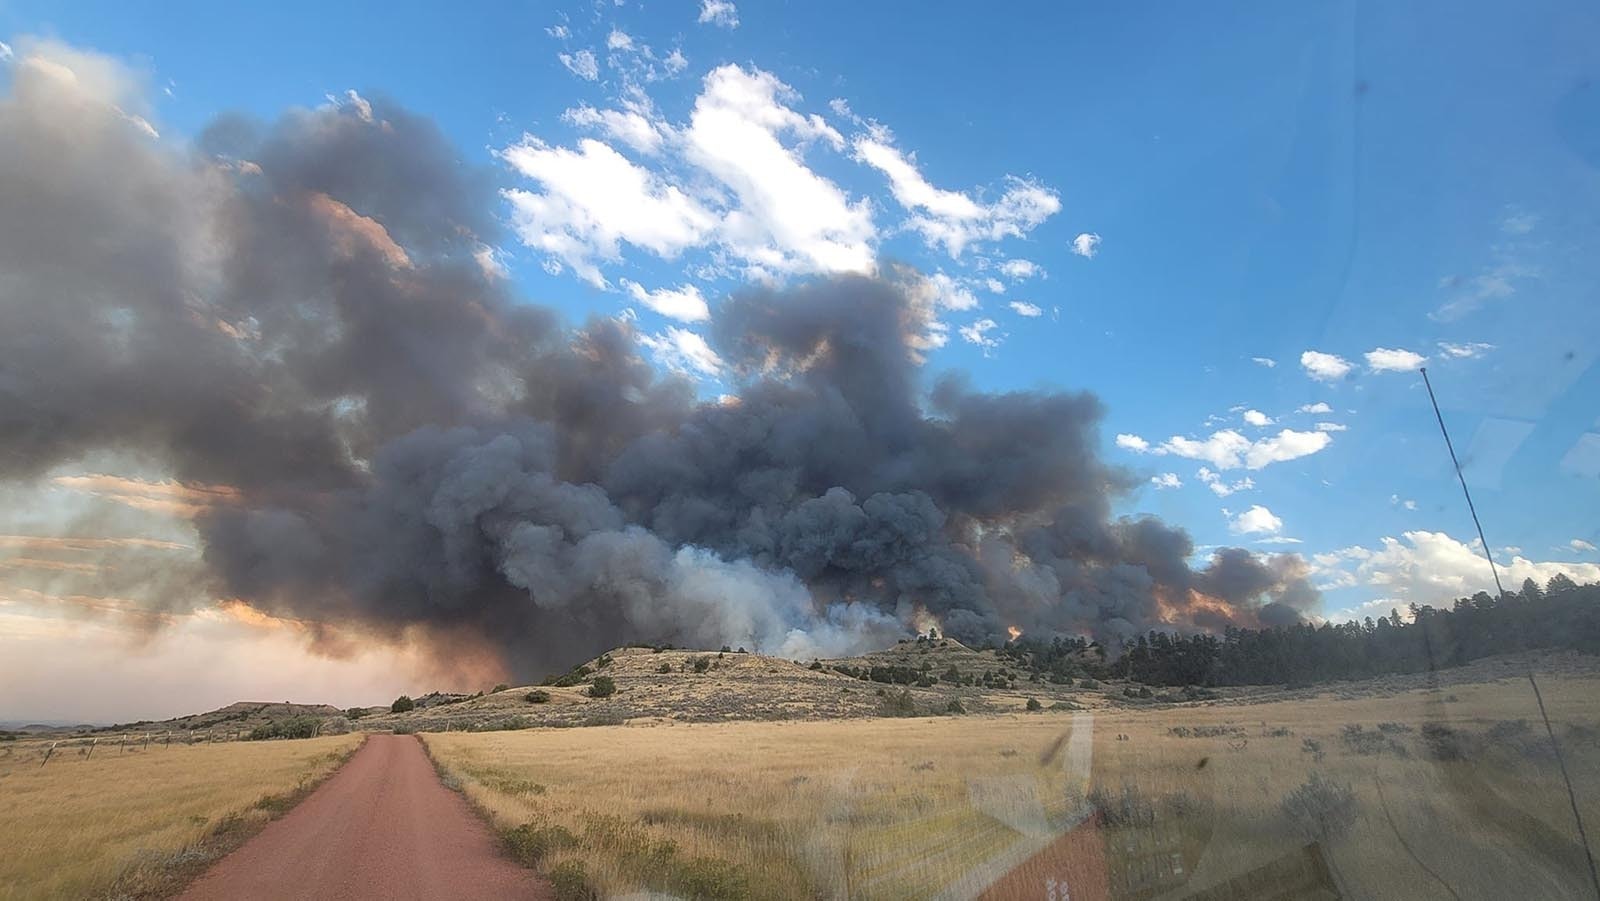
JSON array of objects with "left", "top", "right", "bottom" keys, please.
[{"left": 180, "top": 734, "right": 549, "bottom": 900}]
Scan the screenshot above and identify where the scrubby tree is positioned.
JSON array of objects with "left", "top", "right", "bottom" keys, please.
[
  {"left": 390, "top": 695, "right": 414, "bottom": 713},
  {"left": 588, "top": 676, "right": 616, "bottom": 698}
]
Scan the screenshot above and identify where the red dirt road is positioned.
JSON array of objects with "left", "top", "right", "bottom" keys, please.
[{"left": 180, "top": 734, "right": 549, "bottom": 900}]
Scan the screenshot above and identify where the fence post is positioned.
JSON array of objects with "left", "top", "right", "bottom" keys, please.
[
  {"left": 86, "top": 737, "right": 97, "bottom": 760},
  {"left": 40, "top": 741, "right": 57, "bottom": 767}
]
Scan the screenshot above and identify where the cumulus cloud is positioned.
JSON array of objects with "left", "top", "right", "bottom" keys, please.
[
  {"left": 1070, "top": 232, "right": 1100, "bottom": 258},
  {"left": 501, "top": 137, "right": 716, "bottom": 286},
  {"left": 1365, "top": 347, "right": 1426, "bottom": 372},
  {"left": 1008, "top": 300, "right": 1042, "bottom": 317},
  {"left": 1197, "top": 467, "right": 1253, "bottom": 497},
  {"left": 698, "top": 0, "right": 740, "bottom": 27},
  {"left": 637, "top": 326, "right": 724, "bottom": 377},
  {"left": 1300, "top": 351, "right": 1352, "bottom": 382},
  {"left": 1314, "top": 532, "right": 1600, "bottom": 608},
  {"left": 999, "top": 259, "right": 1041, "bottom": 280},
  {"left": 1229, "top": 505, "right": 1283, "bottom": 535},
  {"left": 620, "top": 279, "right": 711, "bottom": 323},
  {"left": 1151, "top": 472, "right": 1182, "bottom": 489},
  {"left": 1115, "top": 433, "right": 1149, "bottom": 452},
  {"left": 1252, "top": 357, "right": 1277, "bottom": 368},
  {"left": 1298, "top": 402, "right": 1332, "bottom": 414},
  {"left": 1136, "top": 428, "right": 1332, "bottom": 471},
  {"left": 852, "top": 130, "right": 1058, "bottom": 257},
  {"left": 563, "top": 101, "right": 668, "bottom": 155},
  {"left": 1242, "top": 409, "right": 1273, "bottom": 427},
  {"left": 958, "top": 317, "right": 1002, "bottom": 355},
  {"left": 1437, "top": 341, "right": 1495, "bottom": 360},
  {"left": 559, "top": 49, "right": 599, "bottom": 81}
]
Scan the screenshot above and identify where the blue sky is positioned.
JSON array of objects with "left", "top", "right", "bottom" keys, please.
[{"left": 1, "top": 0, "right": 1598, "bottom": 715}]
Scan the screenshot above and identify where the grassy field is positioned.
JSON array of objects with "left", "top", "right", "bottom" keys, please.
[
  {"left": 425, "top": 669, "right": 1600, "bottom": 900},
  {"left": 0, "top": 733, "right": 362, "bottom": 899}
]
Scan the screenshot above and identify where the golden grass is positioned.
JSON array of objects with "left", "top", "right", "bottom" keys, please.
[
  {"left": 426, "top": 671, "right": 1600, "bottom": 899},
  {"left": 0, "top": 734, "right": 362, "bottom": 900}
]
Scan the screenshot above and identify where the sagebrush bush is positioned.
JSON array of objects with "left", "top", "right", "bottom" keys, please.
[
  {"left": 1025, "top": 697, "right": 1042, "bottom": 711},
  {"left": 1280, "top": 772, "right": 1358, "bottom": 842},
  {"left": 1089, "top": 782, "right": 1156, "bottom": 827},
  {"left": 945, "top": 698, "right": 966, "bottom": 714},
  {"left": 588, "top": 676, "right": 616, "bottom": 698},
  {"left": 502, "top": 822, "right": 577, "bottom": 866},
  {"left": 879, "top": 688, "right": 917, "bottom": 717},
  {"left": 547, "top": 860, "right": 596, "bottom": 901},
  {"left": 491, "top": 683, "right": 510, "bottom": 694},
  {"left": 390, "top": 695, "right": 415, "bottom": 713},
  {"left": 524, "top": 690, "right": 551, "bottom": 704}
]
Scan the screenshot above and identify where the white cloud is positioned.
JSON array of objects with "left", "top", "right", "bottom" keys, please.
[
  {"left": 562, "top": 102, "right": 667, "bottom": 155},
  {"left": 959, "top": 318, "right": 1002, "bottom": 355},
  {"left": 686, "top": 65, "right": 874, "bottom": 276},
  {"left": 1070, "top": 232, "right": 1101, "bottom": 258},
  {"left": 1115, "top": 433, "right": 1149, "bottom": 452},
  {"left": 547, "top": 24, "right": 571, "bottom": 40},
  {"left": 1242, "top": 409, "right": 1273, "bottom": 427},
  {"left": 698, "top": 0, "right": 740, "bottom": 28},
  {"left": 607, "top": 29, "right": 634, "bottom": 51},
  {"left": 663, "top": 49, "right": 688, "bottom": 76},
  {"left": 916, "top": 272, "right": 978, "bottom": 311},
  {"left": 638, "top": 327, "right": 723, "bottom": 377},
  {"left": 1252, "top": 357, "right": 1277, "bottom": 368},
  {"left": 1437, "top": 341, "right": 1495, "bottom": 360},
  {"left": 1404, "top": 500, "right": 1417, "bottom": 511},
  {"left": 1315, "top": 422, "right": 1347, "bottom": 432},
  {"left": 1502, "top": 212, "right": 1538, "bottom": 235},
  {"left": 501, "top": 137, "right": 716, "bottom": 286},
  {"left": 999, "top": 258, "right": 1040, "bottom": 280},
  {"left": 1229, "top": 505, "right": 1283, "bottom": 535},
  {"left": 1008, "top": 300, "right": 1043, "bottom": 318},
  {"left": 983, "top": 278, "right": 1005, "bottom": 294},
  {"left": 0, "top": 41, "right": 13, "bottom": 62},
  {"left": 1150, "top": 428, "right": 1332, "bottom": 471},
  {"left": 1257, "top": 536, "right": 1303, "bottom": 545},
  {"left": 1365, "top": 347, "right": 1426, "bottom": 372},
  {"left": 1151, "top": 473, "right": 1182, "bottom": 490},
  {"left": 1329, "top": 531, "right": 1600, "bottom": 608},
  {"left": 559, "top": 49, "right": 599, "bottom": 81},
  {"left": 1573, "top": 539, "right": 1598, "bottom": 553},
  {"left": 1196, "top": 467, "right": 1254, "bottom": 497},
  {"left": 620, "top": 279, "right": 711, "bottom": 322},
  {"left": 1300, "top": 350, "right": 1352, "bottom": 382},
  {"left": 1298, "top": 402, "right": 1332, "bottom": 414},
  {"left": 852, "top": 133, "right": 1058, "bottom": 257}
]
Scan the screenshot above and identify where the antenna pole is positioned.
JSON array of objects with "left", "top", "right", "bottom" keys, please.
[
  {"left": 1420, "top": 367, "right": 1599, "bottom": 898},
  {"left": 1419, "top": 367, "right": 1504, "bottom": 597}
]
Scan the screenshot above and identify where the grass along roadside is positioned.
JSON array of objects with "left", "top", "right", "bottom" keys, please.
[
  {"left": 423, "top": 673, "right": 1600, "bottom": 900},
  {"left": 0, "top": 733, "right": 363, "bottom": 899}
]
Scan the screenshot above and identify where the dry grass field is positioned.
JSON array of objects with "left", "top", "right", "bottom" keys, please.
[
  {"left": 0, "top": 733, "right": 362, "bottom": 900},
  {"left": 425, "top": 668, "right": 1600, "bottom": 900}
]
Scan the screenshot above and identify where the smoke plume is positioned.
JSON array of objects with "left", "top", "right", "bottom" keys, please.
[{"left": 0, "top": 42, "right": 1318, "bottom": 676}]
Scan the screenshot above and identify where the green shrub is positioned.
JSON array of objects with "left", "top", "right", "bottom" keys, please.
[
  {"left": 596, "top": 653, "right": 614, "bottom": 668},
  {"left": 491, "top": 683, "right": 510, "bottom": 694},
  {"left": 552, "top": 665, "right": 593, "bottom": 688},
  {"left": 1079, "top": 679, "right": 1100, "bottom": 689},
  {"left": 879, "top": 688, "right": 917, "bottom": 717},
  {"left": 588, "top": 676, "right": 616, "bottom": 698},
  {"left": 548, "top": 861, "right": 597, "bottom": 901},
  {"left": 1281, "top": 772, "right": 1358, "bottom": 842},
  {"left": 657, "top": 662, "right": 673, "bottom": 674},
  {"left": 690, "top": 655, "right": 711, "bottom": 674},
  {"left": 525, "top": 690, "right": 551, "bottom": 704},
  {"left": 671, "top": 857, "right": 748, "bottom": 900},
  {"left": 502, "top": 822, "right": 577, "bottom": 866},
  {"left": 945, "top": 699, "right": 966, "bottom": 714},
  {"left": 390, "top": 695, "right": 415, "bottom": 713},
  {"left": 1025, "top": 697, "right": 1042, "bottom": 711},
  {"left": 391, "top": 723, "right": 415, "bottom": 735},
  {"left": 345, "top": 707, "right": 368, "bottom": 720}
]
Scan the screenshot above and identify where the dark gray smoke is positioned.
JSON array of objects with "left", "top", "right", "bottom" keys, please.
[{"left": 0, "top": 43, "right": 1318, "bottom": 676}]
